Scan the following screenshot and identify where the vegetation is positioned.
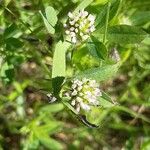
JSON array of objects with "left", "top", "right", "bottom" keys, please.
[{"left": 0, "top": 0, "right": 150, "bottom": 149}]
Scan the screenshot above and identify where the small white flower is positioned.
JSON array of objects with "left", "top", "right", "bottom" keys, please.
[
  {"left": 88, "top": 97, "right": 97, "bottom": 104},
  {"left": 75, "top": 28, "right": 78, "bottom": 33},
  {"left": 47, "top": 93, "right": 57, "bottom": 103},
  {"left": 85, "top": 91, "right": 92, "bottom": 97},
  {"left": 68, "top": 12, "right": 73, "bottom": 18},
  {"left": 80, "top": 32, "right": 84, "bottom": 37},
  {"left": 89, "top": 20, "right": 95, "bottom": 26},
  {"left": 72, "top": 90, "right": 78, "bottom": 96},
  {"left": 69, "top": 20, "right": 75, "bottom": 26},
  {"left": 77, "top": 85, "right": 83, "bottom": 91},
  {"left": 74, "top": 16, "right": 79, "bottom": 21},
  {"left": 76, "top": 104, "right": 80, "bottom": 112},
  {"left": 70, "top": 27, "right": 75, "bottom": 31},
  {"left": 80, "top": 102, "right": 91, "bottom": 111},
  {"left": 72, "top": 36, "right": 77, "bottom": 43},
  {"left": 89, "top": 80, "right": 96, "bottom": 87},
  {"left": 90, "top": 25, "right": 96, "bottom": 32},
  {"left": 83, "top": 11, "right": 88, "bottom": 17},
  {"left": 64, "top": 92, "right": 70, "bottom": 97},
  {"left": 64, "top": 23, "right": 67, "bottom": 28},
  {"left": 65, "top": 30, "right": 70, "bottom": 35},
  {"left": 65, "top": 10, "right": 96, "bottom": 44},
  {"left": 70, "top": 32, "right": 76, "bottom": 37},
  {"left": 71, "top": 99, "right": 76, "bottom": 106},
  {"left": 75, "top": 23, "right": 79, "bottom": 27},
  {"left": 88, "top": 14, "right": 95, "bottom": 21},
  {"left": 94, "top": 88, "right": 102, "bottom": 96},
  {"left": 51, "top": 97, "right": 57, "bottom": 103},
  {"left": 76, "top": 97, "right": 82, "bottom": 103},
  {"left": 72, "top": 83, "right": 77, "bottom": 89},
  {"left": 77, "top": 81, "right": 83, "bottom": 86}
]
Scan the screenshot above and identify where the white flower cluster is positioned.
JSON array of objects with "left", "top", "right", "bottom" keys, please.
[
  {"left": 64, "top": 10, "right": 96, "bottom": 44},
  {"left": 47, "top": 93, "right": 57, "bottom": 103},
  {"left": 65, "top": 78, "right": 102, "bottom": 112}
]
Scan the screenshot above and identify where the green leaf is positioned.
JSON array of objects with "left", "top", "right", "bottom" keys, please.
[
  {"left": 141, "top": 138, "right": 150, "bottom": 150},
  {"left": 45, "top": 6, "right": 58, "bottom": 27},
  {"left": 75, "top": 63, "right": 120, "bottom": 81},
  {"left": 107, "top": 25, "right": 148, "bottom": 44},
  {"left": 4, "top": 23, "right": 19, "bottom": 39},
  {"left": 99, "top": 91, "right": 115, "bottom": 108},
  {"left": 0, "top": 62, "right": 14, "bottom": 83},
  {"left": 100, "top": 97, "right": 115, "bottom": 108},
  {"left": 86, "top": 107, "right": 102, "bottom": 126},
  {"left": 24, "top": 132, "right": 39, "bottom": 150},
  {"left": 37, "top": 123, "right": 61, "bottom": 134},
  {"left": 52, "top": 77, "right": 65, "bottom": 96},
  {"left": 73, "top": 0, "right": 93, "bottom": 14},
  {"left": 62, "top": 101, "right": 78, "bottom": 115},
  {"left": 5, "top": 37, "right": 23, "bottom": 51},
  {"left": 95, "top": 0, "right": 121, "bottom": 29},
  {"left": 87, "top": 36, "right": 107, "bottom": 60},
  {"left": 130, "top": 11, "right": 150, "bottom": 26},
  {"left": 39, "top": 135, "right": 63, "bottom": 150},
  {"left": 39, "top": 11, "right": 55, "bottom": 34},
  {"left": 40, "top": 103, "right": 64, "bottom": 114},
  {"left": 101, "top": 91, "right": 112, "bottom": 103},
  {"left": 52, "top": 41, "right": 71, "bottom": 78}
]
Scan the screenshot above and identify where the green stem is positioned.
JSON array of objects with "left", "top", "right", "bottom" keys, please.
[{"left": 103, "top": 1, "right": 111, "bottom": 44}]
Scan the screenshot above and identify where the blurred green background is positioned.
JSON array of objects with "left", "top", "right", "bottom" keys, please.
[{"left": 0, "top": 0, "right": 150, "bottom": 149}]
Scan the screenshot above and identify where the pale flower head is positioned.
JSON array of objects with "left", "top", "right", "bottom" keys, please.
[
  {"left": 64, "top": 10, "right": 96, "bottom": 44},
  {"left": 64, "top": 78, "right": 102, "bottom": 113}
]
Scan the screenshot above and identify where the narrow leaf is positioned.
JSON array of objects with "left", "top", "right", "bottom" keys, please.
[
  {"left": 100, "top": 97, "right": 115, "bottom": 108},
  {"left": 52, "top": 41, "right": 71, "bottom": 78},
  {"left": 40, "top": 103, "right": 64, "bottom": 114},
  {"left": 38, "top": 135, "right": 63, "bottom": 150}
]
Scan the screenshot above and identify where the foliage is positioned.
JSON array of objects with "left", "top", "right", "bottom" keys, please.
[{"left": 0, "top": 0, "right": 150, "bottom": 149}]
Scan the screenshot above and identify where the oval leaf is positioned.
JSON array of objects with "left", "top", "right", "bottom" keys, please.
[
  {"left": 46, "top": 6, "right": 58, "bottom": 27},
  {"left": 87, "top": 36, "right": 107, "bottom": 60},
  {"left": 75, "top": 63, "right": 120, "bottom": 81},
  {"left": 39, "top": 11, "right": 55, "bottom": 34}
]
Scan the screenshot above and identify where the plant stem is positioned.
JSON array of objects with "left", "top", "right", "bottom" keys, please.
[{"left": 103, "top": 1, "right": 111, "bottom": 44}]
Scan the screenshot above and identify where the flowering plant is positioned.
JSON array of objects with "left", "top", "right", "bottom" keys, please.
[{"left": 39, "top": 0, "right": 148, "bottom": 127}]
